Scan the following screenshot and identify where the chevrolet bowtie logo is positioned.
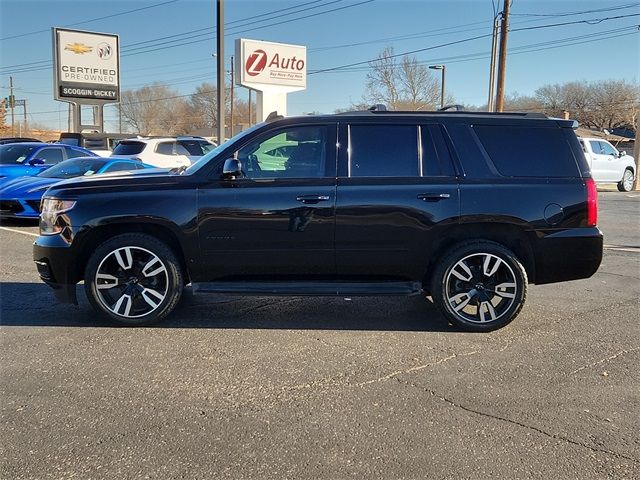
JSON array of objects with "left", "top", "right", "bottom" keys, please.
[{"left": 65, "top": 43, "right": 93, "bottom": 54}]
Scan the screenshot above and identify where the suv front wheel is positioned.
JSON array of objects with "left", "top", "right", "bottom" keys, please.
[
  {"left": 431, "top": 240, "right": 528, "bottom": 332},
  {"left": 84, "top": 233, "right": 183, "bottom": 326}
]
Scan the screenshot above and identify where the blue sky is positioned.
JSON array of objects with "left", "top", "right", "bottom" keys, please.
[{"left": 1, "top": 0, "right": 639, "bottom": 132}]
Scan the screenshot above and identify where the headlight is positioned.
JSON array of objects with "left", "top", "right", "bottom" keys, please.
[{"left": 40, "top": 198, "right": 76, "bottom": 235}]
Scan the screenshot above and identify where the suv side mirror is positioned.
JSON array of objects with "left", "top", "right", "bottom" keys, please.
[
  {"left": 222, "top": 158, "right": 243, "bottom": 180},
  {"left": 28, "top": 158, "right": 46, "bottom": 166},
  {"left": 618, "top": 150, "right": 626, "bottom": 157}
]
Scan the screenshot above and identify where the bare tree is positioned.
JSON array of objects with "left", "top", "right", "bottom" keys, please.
[
  {"left": 119, "top": 83, "right": 190, "bottom": 135},
  {"left": 534, "top": 80, "right": 639, "bottom": 130},
  {"left": 364, "top": 47, "right": 442, "bottom": 110}
]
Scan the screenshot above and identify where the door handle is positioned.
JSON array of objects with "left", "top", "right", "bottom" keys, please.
[
  {"left": 417, "top": 193, "right": 451, "bottom": 202},
  {"left": 296, "top": 195, "right": 331, "bottom": 204}
]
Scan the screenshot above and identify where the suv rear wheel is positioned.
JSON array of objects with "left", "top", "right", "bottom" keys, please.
[
  {"left": 84, "top": 233, "right": 183, "bottom": 326},
  {"left": 431, "top": 240, "right": 528, "bottom": 332}
]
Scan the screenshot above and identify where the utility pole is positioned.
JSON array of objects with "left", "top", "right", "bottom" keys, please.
[
  {"left": 495, "top": 0, "right": 511, "bottom": 112},
  {"left": 487, "top": 13, "right": 500, "bottom": 111},
  {"left": 118, "top": 103, "right": 122, "bottom": 133},
  {"left": 216, "top": 0, "right": 225, "bottom": 144},
  {"left": 248, "top": 89, "right": 252, "bottom": 126},
  {"left": 9, "top": 76, "right": 15, "bottom": 136},
  {"left": 633, "top": 122, "right": 640, "bottom": 190},
  {"left": 230, "top": 55, "right": 234, "bottom": 137}
]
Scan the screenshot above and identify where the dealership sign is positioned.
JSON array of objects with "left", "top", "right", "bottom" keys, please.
[
  {"left": 53, "top": 28, "right": 120, "bottom": 103},
  {"left": 235, "top": 39, "right": 306, "bottom": 90}
]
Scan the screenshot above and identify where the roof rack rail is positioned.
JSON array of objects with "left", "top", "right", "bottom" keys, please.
[{"left": 334, "top": 106, "right": 547, "bottom": 119}]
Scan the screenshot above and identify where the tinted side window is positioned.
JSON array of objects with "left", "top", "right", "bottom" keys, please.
[
  {"left": 238, "top": 126, "right": 328, "bottom": 179},
  {"left": 65, "top": 147, "right": 90, "bottom": 159},
  {"left": 349, "top": 125, "right": 418, "bottom": 177},
  {"left": 178, "top": 140, "right": 203, "bottom": 155},
  {"left": 589, "top": 141, "right": 602, "bottom": 154},
  {"left": 474, "top": 125, "right": 578, "bottom": 177},
  {"left": 156, "top": 142, "right": 175, "bottom": 155},
  {"left": 421, "top": 125, "right": 455, "bottom": 176},
  {"left": 36, "top": 148, "right": 64, "bottom": 164}
]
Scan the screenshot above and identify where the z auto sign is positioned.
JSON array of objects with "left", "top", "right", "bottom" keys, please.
[
  {"left": 236, "top": 39, "right": 306, "bottom": 89},
  {"left": 53, "top": 28, "right": 120, "bottom": 103}
]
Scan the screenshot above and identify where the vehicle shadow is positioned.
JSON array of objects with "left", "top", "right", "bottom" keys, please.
[
  {"left": 0, "top": 218, "right": 39, "bottom": 227},
  {"left": 0, "top": 282, "right": 456, "bottom": 332}
]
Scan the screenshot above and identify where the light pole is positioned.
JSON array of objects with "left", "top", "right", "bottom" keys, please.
[{"left": 429, "top": 65, "right": 446, "bottom": 109}]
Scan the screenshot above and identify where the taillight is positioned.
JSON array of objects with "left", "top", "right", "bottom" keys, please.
[{"left": 585, "top": 177, "right": 598, "bottom": 227}]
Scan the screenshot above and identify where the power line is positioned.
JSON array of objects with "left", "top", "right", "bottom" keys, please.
[
  {"left": 512, "top": 2, "right": 639, "bottom": 17},
  {"left": 0, "top": 0, "right": 373, "bottom": 75},
  {"left": 308, "top": 13, "right": 640, "bottom": 75},
  {"left": 0, "top": 0, "right": 179, "bottom": 41}
]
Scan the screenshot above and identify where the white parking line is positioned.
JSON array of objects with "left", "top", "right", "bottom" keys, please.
[{"left": 0, "top": 226, "right": 39, "bottom": 237}]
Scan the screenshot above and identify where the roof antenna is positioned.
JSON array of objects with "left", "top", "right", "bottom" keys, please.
[{"left": 265, "top": 111, "right": 284, "bottom": 122}]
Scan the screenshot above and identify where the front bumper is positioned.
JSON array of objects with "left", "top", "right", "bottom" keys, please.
[
  {"left": 533, "top": 227, "right": 603, "bottom": 284},
  {"left": 33, "top": 234, "right": 78, "bottom": 304}
]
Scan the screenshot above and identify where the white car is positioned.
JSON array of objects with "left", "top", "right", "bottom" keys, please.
[
  {"left": 578, "top": 137, "right": 636, "bottom": 192},
  {"left": 110, "top": 137, "right": 215, "bottom": 168}
]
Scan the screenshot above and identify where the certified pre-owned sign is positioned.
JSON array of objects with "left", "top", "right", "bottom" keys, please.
[
  {"left": 236, "top": 39, "right": 306, "bottom": 90},
  {"left": 53, "top": 28, "right": 120, "bottom": 103}
]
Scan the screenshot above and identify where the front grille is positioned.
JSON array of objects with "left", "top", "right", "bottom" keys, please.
[
  {"left": 26, "top": 200, "right": 41, "bottom": 213},
  {"left": 0, "top": 200, "right": 24, "bottom": 214}
]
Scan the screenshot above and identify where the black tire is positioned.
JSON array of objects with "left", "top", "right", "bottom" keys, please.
[
  {"left": 430, "top": 240, "right": 528, "bottom": 332},
  {"left": 617, "top": 168, "right": 634, "bottom": 192},
  {"left": 84, "top": 233, "right": 183, "bottom": 326}
]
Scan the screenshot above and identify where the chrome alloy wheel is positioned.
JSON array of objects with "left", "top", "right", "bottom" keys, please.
[
  {"left": 623, "top": 169, "right": 634, "bottom": 192},
  {"left": 94, "top": 246, "right": 169, "bottom": 319},
  {"left": 445, "top": 253, "right": 518, "bottom": 324}
]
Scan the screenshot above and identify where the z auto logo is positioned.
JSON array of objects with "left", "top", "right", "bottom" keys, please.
[{"left": 245, "top": 49, "right": 267, "bottom": 76}]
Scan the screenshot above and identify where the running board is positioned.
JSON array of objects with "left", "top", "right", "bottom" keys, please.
[{"left": 191, "top": 281, "right": 423, "bottom": 296}]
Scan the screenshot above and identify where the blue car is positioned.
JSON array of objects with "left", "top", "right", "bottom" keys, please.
[
  {"left": 0, "top": 156, "right": 153, "bottom": 219},
  {"left": 0, "top": 142, "right": 97, "bottom": 180}
]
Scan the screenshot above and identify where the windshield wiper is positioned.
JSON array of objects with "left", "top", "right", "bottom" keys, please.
[{"left": 169, "top": 165, "right": 189, "bottom": 175}]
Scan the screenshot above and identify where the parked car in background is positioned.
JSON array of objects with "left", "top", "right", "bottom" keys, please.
[
  {"left": 578, "top": 137, "right": 635, "bottom": 191},
  {"left": 0, "top": 137, "right": 41, "bottom": 145},
  {"left": 0, "top": 156, "right": 153, "bottom": 219},
  {"left": 58, "top": 132, "right": 133, "bottom": 157},
  {"left": 111, "top": 136, "right": 215, "bottom": 168},
  {"left": 0, "top": 142, "right": 97, "bottom": 180}
]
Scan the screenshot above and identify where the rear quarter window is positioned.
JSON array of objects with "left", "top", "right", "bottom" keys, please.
[
  {"left": 473, "top": 125, "right": 578, "bottom": 177},
  {"left": 112, "top": 141, "right": 146, "bottom": 155}
]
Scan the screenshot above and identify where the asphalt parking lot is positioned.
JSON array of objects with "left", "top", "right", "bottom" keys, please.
[{"left": 1, "top": 191, "right": 639, "bottom": 479}]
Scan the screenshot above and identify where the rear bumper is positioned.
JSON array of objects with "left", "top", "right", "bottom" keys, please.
[
  {"left": 533, "top": 227, "right": 603, "bottom": 284},
  {"left": 33, "top": 234, "right": 78, "bottom": 304}
]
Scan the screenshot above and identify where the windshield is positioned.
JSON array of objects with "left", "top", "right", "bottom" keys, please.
[
  {"left": 112, "top": 141, "right": 146, "bottom": 155},
  {"left": 185, "top": 123, "right": 266, "bottom": 174},
  {"left": 0, "top": 144, "right": 39, "bottom": 164},
  {"left": 37, "top": 158, "right": 106, "bottom": 179}
]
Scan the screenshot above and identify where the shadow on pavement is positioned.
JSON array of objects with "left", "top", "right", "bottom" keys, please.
[{"left": 0, "top": 282, "right": 455, "bottom": 332}]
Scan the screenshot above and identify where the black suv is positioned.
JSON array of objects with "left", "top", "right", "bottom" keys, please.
[{"left": 33, "top": 110, "right": 602, "bottom": 331}]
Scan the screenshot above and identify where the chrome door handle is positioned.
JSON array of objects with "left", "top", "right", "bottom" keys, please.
[
  {"left": 296, "top": 195, "right": 331, "bottom": 204},
  {"left": 417, "top": 193, "right": 451, "bottom": 202}
]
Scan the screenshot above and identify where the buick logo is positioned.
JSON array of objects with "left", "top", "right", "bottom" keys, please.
[
  {"left": 245, "top": 49, "right": 267, "bottom": 76},
  {"left": 97, "top": 42, "right": 112, "bottom": 60}
]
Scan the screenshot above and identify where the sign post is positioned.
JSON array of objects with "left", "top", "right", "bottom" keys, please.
[
  {"left": 52, "top": 27, "right": 120, "bottom": 133},
  {"left": 235, "top": 39, "right": 306, "bottom": 122}
]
